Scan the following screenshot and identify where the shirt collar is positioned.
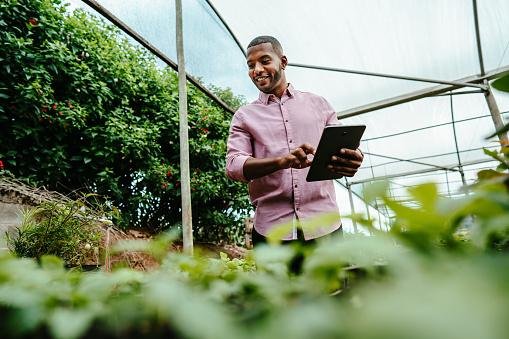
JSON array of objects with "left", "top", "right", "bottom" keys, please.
[{"left": 258, "top": 83, "right": 295, "bottom": 105}]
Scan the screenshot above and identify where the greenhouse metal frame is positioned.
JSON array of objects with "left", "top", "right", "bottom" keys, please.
[{"left": 77, "top": 0, "right": 509, "bottom": 233}]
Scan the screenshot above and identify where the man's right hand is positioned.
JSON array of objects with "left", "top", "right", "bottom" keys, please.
[
  {"left": 243, "top": 143, "right": 315, "bottom": 180},
  {"left": 278, "top": 143, "right": 315, "bottom": 169}
]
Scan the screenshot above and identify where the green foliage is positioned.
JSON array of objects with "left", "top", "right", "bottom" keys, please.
[
  {"left": 1, "top": 148, "right": 509, "bottom": 338},
  {"left": 0, "top": 0, "right": 251, "bottom": 244},
  {"left": 492, "top": 73, "right": 509, "bottom": 93},
  {"left": 6, "top": 197, "right": 103, "bottom": 266}
]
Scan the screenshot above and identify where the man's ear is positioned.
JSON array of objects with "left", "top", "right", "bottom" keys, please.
[{"left": 281, "top": 55, "right": 288, "bottom": 70}]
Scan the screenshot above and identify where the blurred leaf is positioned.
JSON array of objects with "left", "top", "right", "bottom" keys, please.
[
  {"left": 39, "top": 255, "right": 64, "bottom": 271},
  {"left": 363, "top": 181, "right": 389, "bottom": 203},
  {"left": 477, "top": 169, "right": 506, "bottom": 181},
  {"left": 48, "top": 308, "right": 95, "bottom": 339},
  {"left": 492, "top": 74, "right": 509, "bottom": 92},
  {"left": 267, "top": 212, "right": 341, "bottom": 245}
]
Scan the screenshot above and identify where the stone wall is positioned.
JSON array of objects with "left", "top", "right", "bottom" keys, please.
[{"left": 0, "top": 202, "right": 27, "bottom": 250}]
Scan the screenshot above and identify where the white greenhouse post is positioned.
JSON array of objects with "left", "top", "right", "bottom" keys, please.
[
  {"left": 362, "top": 183, "right": 373, "bottom": 235},
  {"left": 175, "top": 0, "right": 193, "bottom": 255},
  {"left": 484, "top": 81, "right": 509, "bottom": 147},
  {"left": 472, "top": 0, "right": 508, "bottom": 147},
  {"left": 346, "top": 179, "right": 358, "bottom": 233}
]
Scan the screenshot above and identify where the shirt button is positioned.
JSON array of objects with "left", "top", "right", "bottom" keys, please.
[
  {"left": 294, "top": 184, "right": 298, "bottom": 188},
  {"left": 285, "top": 120, "right": 288, "bottom": 122},
  {"left": 289, "top": 140, "right": 293, "bottom": 143},
  {"left": 296, "top": 207, "right": 300, "bottom": 211}
]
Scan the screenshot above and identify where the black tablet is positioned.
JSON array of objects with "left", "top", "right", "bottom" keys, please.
[{"left": 306, "top": 125, "right": 366, "bottom": 182}]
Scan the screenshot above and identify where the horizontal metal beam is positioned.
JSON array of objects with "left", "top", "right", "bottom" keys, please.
[
  {"left": 362, "top": 111, "right": 509, "bottom": 142},
  {"left": 289, "top": 62, "right": 488, "bottom": 90},
  {"left": 433, "top": 90, "right": 483, "bottom": 96},
  {"left": 338, "top": 65, "right": 509, "bottom": 119},
  {"left": 363, "top": 152, "right": 459, "bottom": 172},
  {"left": 350, "top": 157, "right": 498, "bottom": 185},
  {"left": 81, "top": 0, "right": 235, "bottom": 114},
  {"left": 366, "top": 145, "right": 499, "bottom": 170}
]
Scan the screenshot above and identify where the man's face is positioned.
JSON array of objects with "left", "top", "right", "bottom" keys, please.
[{"left": 246, "top": 42, "right": 287, "bottom": 95}]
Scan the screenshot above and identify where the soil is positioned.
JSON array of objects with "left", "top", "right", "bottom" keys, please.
[{"left": 98, "top": 226, "right": 247, "bottom": 271}]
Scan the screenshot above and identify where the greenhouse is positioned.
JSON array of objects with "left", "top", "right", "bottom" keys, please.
[
  {"left": 1, "top": 0, "right": 509, "bottom": 338},
  {"left": 65, "top": 0, "right": 509, "bottom": 233}
]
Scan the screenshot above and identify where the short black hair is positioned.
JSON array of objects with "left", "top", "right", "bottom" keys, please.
[{"left": 247, "top": 36, "right": 283, "bottom": 56}]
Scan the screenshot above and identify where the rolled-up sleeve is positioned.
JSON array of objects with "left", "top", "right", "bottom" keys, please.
[{"left": 226, "top": 114, "right": 252, "bottom": 183}]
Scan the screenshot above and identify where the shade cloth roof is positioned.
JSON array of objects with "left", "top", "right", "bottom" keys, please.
[{"left": 73, "top": 0, "right": 509, "bottom": 226}]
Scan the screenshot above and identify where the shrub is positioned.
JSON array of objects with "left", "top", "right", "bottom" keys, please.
[
  {"left": 0, "top": 0, "right": 252, "bottom": 244},
  {"left": 6, "top": 197, "right": 103, "bottom": 266}
]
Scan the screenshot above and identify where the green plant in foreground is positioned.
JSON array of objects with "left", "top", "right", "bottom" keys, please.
[
  {"left": 1, "top": 150, "right": 509, "bottom": 339},
  {"left": 6, "top": 197, "right": 103, "bottom": 266}
]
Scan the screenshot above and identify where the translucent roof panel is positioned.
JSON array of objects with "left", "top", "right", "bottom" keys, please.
[
  {"left": 69, "top": 0, "right": 509, "bottom": 219},
  {"left": 210, "top": 0, "right": 486, "bottom": 106},
  {"left": 72, "top": 0, "right": 257, "bottom": 99},
  {"left": 478, "top": 0, "right": 509, "bottom": 71}
]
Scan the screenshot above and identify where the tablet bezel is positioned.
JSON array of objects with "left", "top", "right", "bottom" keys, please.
[{"left": 305, "top": 125, "right": 366, "bottom": 182}]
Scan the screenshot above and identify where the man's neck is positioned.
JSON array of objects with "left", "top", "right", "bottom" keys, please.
[{"left": 272, "top": 82, "right": 289, "bottom": 99}]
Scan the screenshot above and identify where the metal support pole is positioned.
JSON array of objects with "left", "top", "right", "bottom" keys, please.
[
  {"left": 449, "top": 93, "right": 467, "bottom": 186},
  {"left": 445, "top": 170, "right": 451, "bottom": 198},
  {"left": 338, "top": 65, "right": 509, "bottom": 119},
  {"left": 362, "top": 183, "right": 373, "bottom": 235},
  {"left": 176, "top": 0, "right": 193, "bottom": 255},
  {"left": 472, "top": 0, "right": 508, "bottom": 146},
  {"left": 484, "top": 80, "right": 509, "bottom": 146},
  {"left": 289, "top": 62, "right": 487, "bottom": 90},
  {"left": 345, "top": 179, "right": 358, "bottom": 233}
]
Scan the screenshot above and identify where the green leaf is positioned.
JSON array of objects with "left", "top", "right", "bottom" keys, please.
[
  {"left": 477, "top": 169, "right": 506, "bottom": 181},
  {"left": 48, "top": 308, "right": 95, "bottom": 339},
  {"left": 492, "top": 74, "right": 509, "bottom": 93},
  {"left": 407, "top": 182, "right": 439, "bottom": 210},
  {"left": 362, "top": 181, "right": 389, "bottom": 203},
  {"left": 40, "top": 255, "right": 64, "bottom": 271}
]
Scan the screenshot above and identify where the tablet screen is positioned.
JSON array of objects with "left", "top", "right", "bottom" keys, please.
[{"left": 306, "top": 125, "right": 366, "bottom": 182}]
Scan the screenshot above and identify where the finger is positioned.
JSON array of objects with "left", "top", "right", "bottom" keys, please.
[
  {"left": 292, "top": 148, "right": 308, "bottom": 162},
  {"left": 330, "top": 155, "right": 361, "bottom": 169},
  {"left": 338, "top": 148, "right": 363, "bottom": 160},
  {"left": 299, "top": 143, "right": 315, "bottom": 155},
  {"left": 327, "top": 165, "right": 358, "bottom": 177}
]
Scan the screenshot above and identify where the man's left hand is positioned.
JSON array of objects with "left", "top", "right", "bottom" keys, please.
[{"left": 327, "top": 148, "right": 363, "bottom": 177}]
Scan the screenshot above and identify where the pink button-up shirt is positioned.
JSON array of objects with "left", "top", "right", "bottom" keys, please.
[{"left": 226, "top": 84, "right": 341, "bottom": 240}]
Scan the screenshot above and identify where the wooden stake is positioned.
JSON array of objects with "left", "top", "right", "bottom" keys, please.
[{"left": 175, "top": 0, "right": 193, "bottom": 255}]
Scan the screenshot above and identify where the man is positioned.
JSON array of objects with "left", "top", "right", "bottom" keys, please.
[{"left": 226, "top": 36, "right": 363, "bottom": 245}]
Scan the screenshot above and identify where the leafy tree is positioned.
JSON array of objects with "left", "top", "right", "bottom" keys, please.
[{"left": 0, "top": 0, "right": 252, "bottom": 244}]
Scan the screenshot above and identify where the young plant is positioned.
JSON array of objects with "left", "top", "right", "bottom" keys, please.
[{"left": 6, "top": 197, "right": 103, "bottom": 266}]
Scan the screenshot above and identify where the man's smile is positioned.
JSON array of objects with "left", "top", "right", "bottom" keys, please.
[{"left": 255, "top": 75, "right": 270, "bottom": 83}]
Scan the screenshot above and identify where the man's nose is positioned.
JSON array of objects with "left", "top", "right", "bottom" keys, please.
[{"left": 253, "top": 62, "right": 264, "bottom": 73}]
